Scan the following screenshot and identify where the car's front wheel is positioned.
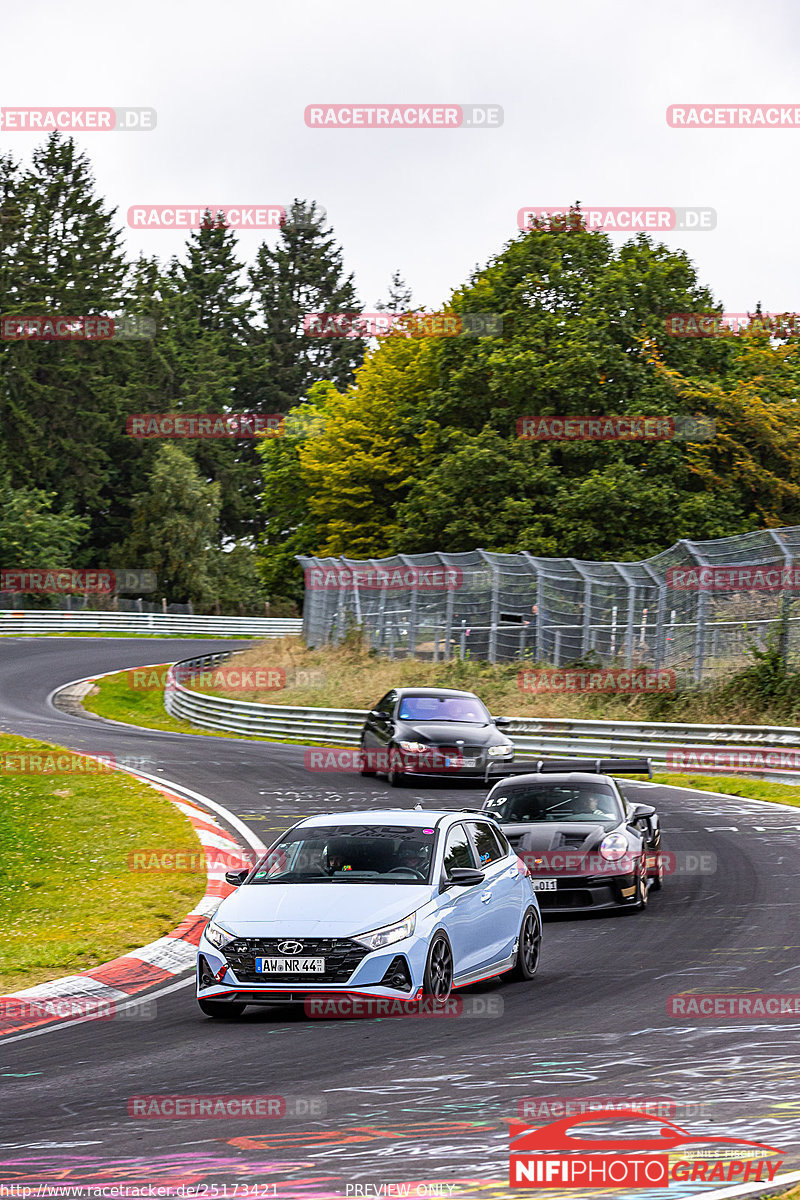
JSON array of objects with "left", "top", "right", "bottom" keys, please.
[
  {"left": 359, "top": 744, "right": 376, "bottom": 777},
  {"left": 510, "top": 907, "right": 542, "bottom": 980},
  {"left": 197, "top": 998, "right": 247, "bottom": 1019},
  {"left": 386, "top": 746, "right": 405, "bottom": 787},
  {"left": 423, "top": 933, "right": 454, "bottom": 1005}
]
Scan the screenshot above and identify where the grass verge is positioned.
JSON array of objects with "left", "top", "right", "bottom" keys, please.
[{"left": 0, "top": 734, "right": 206, "bottom": 993}]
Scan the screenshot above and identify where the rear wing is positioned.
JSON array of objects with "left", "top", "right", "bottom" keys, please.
[{"left": 485, "top": 756, "right": 652, "bottom": 783}]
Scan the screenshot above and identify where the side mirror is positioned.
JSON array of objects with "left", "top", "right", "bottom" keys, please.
[
  {"left": 445, "top": 867, "right": 486, "bottom": 887},
  {"left": 629, "top": 803, "right": 656, "bottom": 831},
  {"left": 370, "top": 709, "right": 390, "bottom": 722},
  {"left": 225, "top": 868, "right": 249, "bottom": 886},
  {"left": 493, "top": 716, "right": 512, "bottom": 728}
]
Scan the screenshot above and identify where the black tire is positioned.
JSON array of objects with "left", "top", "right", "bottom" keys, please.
[
  {"left": 423, "top": 933, "right": 454, "bottom": 1005},
  {"left": 386, "top": 746, "right": 404, "bottom": 787},
  {"left": 510, "top": 907, "right": 542, "bottom": 980},
  {"left": 359, "top": 744, "right": 376, "bottom": 777},
  {"left": 650, "top": 846, "right": 664, "bottom": 891},
  {"left": 633, "top": 857, "right": 649, "bottom": 911},
  {"left": 198, "top": 998, "right": 247, "bottom": 1018}
]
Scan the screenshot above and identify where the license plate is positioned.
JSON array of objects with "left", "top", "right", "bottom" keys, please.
[
  {"left": 445, "top": 756, "right": 476, "bottom": 767},
  {"left": 531, "top": 879, "right": 557, "bottom": 891},
  {"left": 255, "top": 957, "right": 325, "bottom": 973}
]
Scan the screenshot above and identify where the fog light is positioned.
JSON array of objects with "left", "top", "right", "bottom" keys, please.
[{"left": 379, "top": 955, "right": 413, "bottom": 992}]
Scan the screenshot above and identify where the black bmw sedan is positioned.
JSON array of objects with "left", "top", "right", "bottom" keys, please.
[{"left": 359, "top": 687, "right": 514, "bottom": 785}]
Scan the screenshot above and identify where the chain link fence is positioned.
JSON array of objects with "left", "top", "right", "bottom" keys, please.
[{"left": 298, "top": 527, "right": 800, "bottom": 684}]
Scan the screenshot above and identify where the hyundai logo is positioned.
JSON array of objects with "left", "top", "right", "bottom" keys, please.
[{"left": 278, "top": 940, "right": 304, "bottom": 955}]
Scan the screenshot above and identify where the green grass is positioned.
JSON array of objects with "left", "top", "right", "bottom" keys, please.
[
  {"left": 651, "top": 773, "right": 800, "bottom": 805},
  {"left": 0, "top": 734, "right": 207, "bottom": 993},
  {"left": 81, "top": 665, "right": 230, "bottom": 736},
  {"left": 82, "top": 666, "right": 308, "bottom": 742}
]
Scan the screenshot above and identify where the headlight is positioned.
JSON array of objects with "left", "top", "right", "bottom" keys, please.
[
  {"left": 488, "top": 744, "right": 513, "bottom": 757},
  {"left": 204, "top": 919, "right": 236, "bottom": 950},
  {"left": 398, "top": 741, "right": 428, "bottom": 753},
  {"left": 354, "top": 913, "right": 416, "bottom": 950},
  {"left": 599, "top": 833, "right": 629, "bottom": 862}
]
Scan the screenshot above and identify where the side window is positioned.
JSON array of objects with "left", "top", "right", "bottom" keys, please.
[
  {"left": 468, "top": 821, "right": 506, "bottom": 866},
  {"left": 493, "top": 826, "right": 512, "bottom": 857},
  {"left": 442, "top": 823, "right": 476, "bottom": 876},
  {"left": 375, "top": 691, "right": 396, "bottom": 715}
]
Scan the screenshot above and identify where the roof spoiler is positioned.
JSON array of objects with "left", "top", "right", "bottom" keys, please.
[{"left": 485, "top": 757, "right": 652, "bottom": 782}]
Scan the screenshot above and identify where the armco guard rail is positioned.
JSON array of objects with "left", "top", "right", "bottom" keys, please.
[
  {"left": 0, "top": 610, "right": 302, "bottom": 637},
  {"left": 163, "top": 652, "right": 800, "bottom": 778}
]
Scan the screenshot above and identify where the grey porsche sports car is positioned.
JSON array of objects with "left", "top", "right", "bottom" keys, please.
[{"left": 481, "top": 758, "right": 662, "bottom": 914}]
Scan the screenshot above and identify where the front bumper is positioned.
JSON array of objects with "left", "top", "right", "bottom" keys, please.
[
  {"left": 197, "top": 933, "right": 425, "bottom": 1006},
  {"left": 395, "top": 748, "right": 514, "bottom": 778},
  {"left": 532, "top": 871, "right": 641, "bottom": 914}
]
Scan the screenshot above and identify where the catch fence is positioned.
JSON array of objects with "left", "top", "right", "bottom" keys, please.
[{"left": 298, "top": 527, "right": 800, "bottom": 683}]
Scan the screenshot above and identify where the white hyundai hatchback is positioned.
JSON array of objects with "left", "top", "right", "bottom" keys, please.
[{"left": 196, "top": 808, "right": 542, "bottom": 1017}]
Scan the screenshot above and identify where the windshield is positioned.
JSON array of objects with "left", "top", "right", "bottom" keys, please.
[
  {"left": 397, "top": 694, "right": 490, "bottom": 723},
  {"left": 484, "top": 782, "right": 622, "bottom": 824},
  {"left": 247, "top": 824, "right": 437, "bottom": 884}
]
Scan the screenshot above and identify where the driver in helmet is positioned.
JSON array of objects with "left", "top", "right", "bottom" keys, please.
[
  {"left": 397, "top": 841, "right": 430, "bottom": 875},
  {"left": 325, "top": 842, "right": 352, "bottom": 874}
]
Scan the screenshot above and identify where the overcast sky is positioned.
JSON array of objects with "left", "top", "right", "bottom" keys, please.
[{"left": 2, "top": 0, "right": 798, "bottom": 315}]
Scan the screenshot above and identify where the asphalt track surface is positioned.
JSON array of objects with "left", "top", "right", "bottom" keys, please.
[{"left": 1, "top": 637, "right": 799, "bottom": 1199}]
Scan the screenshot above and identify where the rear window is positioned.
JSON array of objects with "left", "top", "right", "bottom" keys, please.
[{"left": 468, "top": 821, "right": 507, "bottom": 865}]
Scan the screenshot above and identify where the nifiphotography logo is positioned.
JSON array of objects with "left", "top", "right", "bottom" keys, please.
[{"left": 508, "top": 1108, "right": 783, "bottom": 1188}]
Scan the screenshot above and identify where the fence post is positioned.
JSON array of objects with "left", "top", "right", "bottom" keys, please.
[
  {"left": 680, "top": 539, "right": 708, "bottom": 683},
  {"left": 479, "top": 551, "right": 500, "bottom": 664},
  {"left": 641, "top": 563, "right": 666, "bottom": 669},
  {"left": 398, "top": 555, "right": 417, "bottom": 657},
  {"left": 460, "top": 619, "right": 467, "bottom": 660},
  {"left": 569, "top": 559, "right": 592, "bottom": 658},
  {"left": 768, "top": 529, "right": 793, "bottom": 670},
  {"left": 615, "top": 564, "right": 637, "bottom": 668},
  {"left": 520, "top": 552, "right": 543, "bottom": 663}
]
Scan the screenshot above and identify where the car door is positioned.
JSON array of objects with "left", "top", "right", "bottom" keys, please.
[
  {"left": 437, "top": 822, "right": 488, "bottom": 981},
  {"left": 466, "top": 820, "right": 523, "bottom": 966},
  {"left": 363, "top": 690, "right": 396, "bottom": 754}
]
